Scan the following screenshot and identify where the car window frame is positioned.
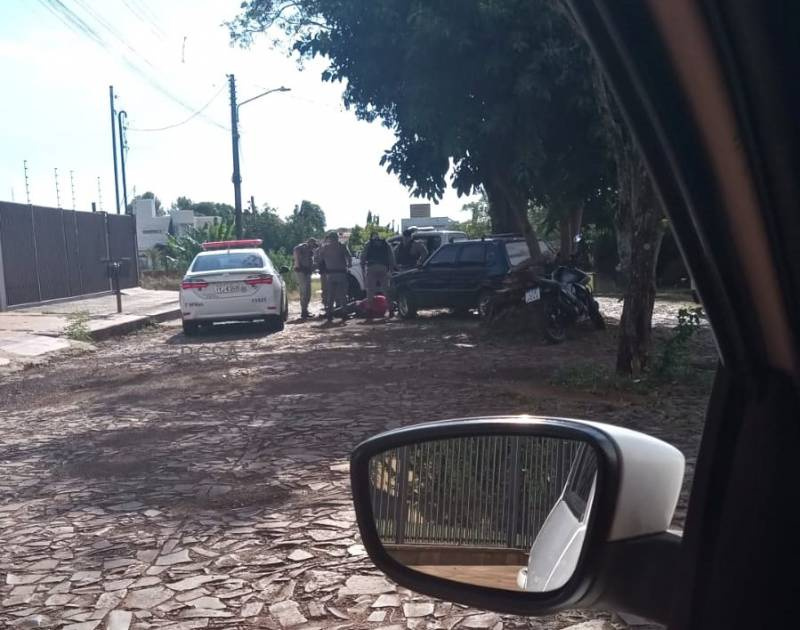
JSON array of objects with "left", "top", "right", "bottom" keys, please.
[
  {"left": 425, "top": 244, "right": 459, "bottom": 267},
  {"left": 456, "top": 242, "right": 487, "bottom": 266}
]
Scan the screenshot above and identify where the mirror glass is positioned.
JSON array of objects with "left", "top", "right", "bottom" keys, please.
[{"left": 368, "top": 435, "right": 598, "bottom": 592}]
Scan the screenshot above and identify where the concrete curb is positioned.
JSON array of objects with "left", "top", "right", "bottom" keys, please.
[{"left": 88, "top": 306, "right": 181, "bottom": 341}]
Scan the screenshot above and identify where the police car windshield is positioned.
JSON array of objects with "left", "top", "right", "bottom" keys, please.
[
  {"left": 192, "top": 252, "right": 266, "bottom": 272},
  {"left": 505, "top": 241, "right": 531, "bottom": 266}
]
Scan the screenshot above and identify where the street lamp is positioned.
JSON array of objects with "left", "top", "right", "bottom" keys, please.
[{"left": 228, "top": 75, "right": 291, "bottom": 238}]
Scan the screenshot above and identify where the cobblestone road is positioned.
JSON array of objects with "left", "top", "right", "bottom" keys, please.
[{"left": 0, "top": 300, "right": 711, "bottom": 629}]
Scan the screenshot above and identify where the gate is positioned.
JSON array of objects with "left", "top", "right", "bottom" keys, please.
[{"left": 0, "top": 201, "right": 139, "bottom": 308}]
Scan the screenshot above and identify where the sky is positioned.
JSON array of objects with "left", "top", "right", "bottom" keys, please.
[{"left": 0, "top": 0, "right": 477, "bottom": 229}]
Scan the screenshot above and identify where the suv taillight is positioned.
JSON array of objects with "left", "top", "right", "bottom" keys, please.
[
  {"left": 245, "top": 275, "right": 273, "bottom": 286},
  {"left": 181, "top": 280, "right": 208, "bottom": 290}
]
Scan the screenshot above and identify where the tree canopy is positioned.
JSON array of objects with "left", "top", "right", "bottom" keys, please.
[{"left": 229, "top": 0, "right": 610, "bottom": 261}]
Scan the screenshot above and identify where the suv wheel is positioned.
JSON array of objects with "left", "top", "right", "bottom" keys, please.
[
  {"left": 478, "top": 290, "right": 494, "bottom": 319},
  {"left": 182, "top": 320, "right": 199, "bottom": 336},
  {"left": 397, "top": 291, "right": 417, "bottom": 319}
]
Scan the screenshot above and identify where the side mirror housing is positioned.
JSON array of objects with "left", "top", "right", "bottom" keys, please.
[{"left": 350, "top": 416, "right": 684, "bottom": 624}]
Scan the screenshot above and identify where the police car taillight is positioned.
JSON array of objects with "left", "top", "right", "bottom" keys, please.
[
  {"left": 201, "top": 239, "right": 263, "bottom": 250},
  {"left": 181, "top": 280, "right": 209, "bottom": 290},
  {"left": 244, "top": 274, "right": 273, "bottom": 286}
]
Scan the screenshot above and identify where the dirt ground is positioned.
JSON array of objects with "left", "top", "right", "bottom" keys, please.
[{"left": 0, "top": 296, "right": 714, "bottom": 629}]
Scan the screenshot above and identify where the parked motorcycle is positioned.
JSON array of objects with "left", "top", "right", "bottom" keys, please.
[{"left": 485, "top": 262, "right": 605, "bottom": 343}]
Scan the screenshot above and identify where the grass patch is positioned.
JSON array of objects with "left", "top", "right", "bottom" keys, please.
[
  {"left": 64, "top": 311, "right": 92, "bottom": 342},
  {"left": 549, "top": 363, "right": 653, "bottom": 396},
  {"left": 140, "top": 271, "right": 183, "bottom": 291}
]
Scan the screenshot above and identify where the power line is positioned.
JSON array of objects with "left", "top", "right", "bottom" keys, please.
[
  {"left": 127, "top": 84, "right": 228, "bottom": 132},
  {"left": 121, "top": 0, "right": 166, "bottom": 40},
  {"left": 36, "top": 0, "right": 228, "bottom": 131}
]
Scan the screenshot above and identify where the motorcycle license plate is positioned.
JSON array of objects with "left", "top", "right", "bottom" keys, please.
[{"left": 524, "top": 287, "right": 541, "bottom": 303}]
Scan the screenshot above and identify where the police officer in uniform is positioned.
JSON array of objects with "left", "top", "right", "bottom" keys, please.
[
  {"left": 292, "top": 237, "right": 318, "bottom": 319},
  {"left": 361, "top": 231, "right": 395, "bottom": 300},
  {"left": 395, "top": 228, "right": 429, "bottom": 269},
  {"left": 318, "top": 231, "right": 352, "bottom": 322}
]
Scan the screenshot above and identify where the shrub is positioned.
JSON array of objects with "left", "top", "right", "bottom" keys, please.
[
  {"left": 654, "top": 307, "right": 704, "bottom": 378},
  {"left": 64, "top": 311, "right": 92, "bottom": 342}
]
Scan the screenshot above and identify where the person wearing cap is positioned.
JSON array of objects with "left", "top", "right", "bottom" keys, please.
[
  {"left": 293, "top": 237, "right": 319, "bottom": 319},
  {"left": 395, "top": 228, "right": 429, "bottom": 269},
  {"left": 361, "top": 231, "right": 395, "bottom": 301},
  {"left": 318, "top": 231, "right": 352, "bottom": 322}
]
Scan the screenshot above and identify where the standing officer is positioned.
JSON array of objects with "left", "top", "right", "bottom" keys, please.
[
  {"left": 292, "top": 237, "right": 318, "bottom": 319},
  {"left": 319, "top": 231, "right": 352, "bottom": 322},
  {"left": 361, "top": 231, "right": 395, "bottom": 300},
  {"left": 395, "top": 228, "right": 429, "bottom": 269}
]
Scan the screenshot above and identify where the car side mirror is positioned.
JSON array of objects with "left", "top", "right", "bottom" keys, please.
[
  {"left": 279, "top": 265, "right": 290, "bottom": 274},
  {"left": 350, "top": 416, "right": 684, "bottom": 624}
]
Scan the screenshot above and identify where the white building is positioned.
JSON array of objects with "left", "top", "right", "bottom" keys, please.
[
  {"left": 133, "top": 198, "right": 171, "bottom": 252},
  {"left": 134, "top": 199, "right": 222, "bottom": 269},
  {"left": 171, "top": 210, "right": 216, "bottom": 236}
]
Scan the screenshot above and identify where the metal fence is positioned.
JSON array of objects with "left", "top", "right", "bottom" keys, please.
[
  {"left": 370, "top": 436, "right": 584, "bottom": 550},
  {"left": 0, "top": 202, "right": 138, "bottom": 308}
]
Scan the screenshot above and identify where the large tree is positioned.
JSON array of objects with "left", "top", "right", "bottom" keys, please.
[
  {"left": 230, "top": 0, "right": 605, "bottom": 262},
  {"left": 556, "top": 3, "right": 667, "bottom": 374}
]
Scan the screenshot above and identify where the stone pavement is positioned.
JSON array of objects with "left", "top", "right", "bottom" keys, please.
[
  {"left": 0, "top": 301, "right": 702, "bottom": 629},
  {"left": 0, "top": 288, "right": 178, "bottom": 371}
]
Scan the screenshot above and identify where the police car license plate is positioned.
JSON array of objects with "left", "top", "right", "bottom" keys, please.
[
  {"left": 215, "top": 283, "right": 247, "bottom": 294},
  {"left": 524, "top": 287, "right": 541, "bottom": 303}
]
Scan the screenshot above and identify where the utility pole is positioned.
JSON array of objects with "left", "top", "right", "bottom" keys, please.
[
  {"left": 228, "top": 74, "right": 243, "bottom": 239},
  {"left": 228, "top": 75, "right": 291, "bottom": 239},
  {"left": 250, "top": 195, "right": 256, "bottom": 213},
  {"left": 54, "top": 168, "right": 61, "bottom": 207},
  {"left": 70, "top": 170, "right": 77, "bottom": 210},
  {"left": 23, "top": 160, "right": 31, "bottom": 204},
  {"left": 109, "top": 85, "right": 121, "bottom": 214},
  {"left": 118, "top": 110, "right": 129, "bottom": 213}
]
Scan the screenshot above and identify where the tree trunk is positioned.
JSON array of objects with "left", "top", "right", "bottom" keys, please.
[
  {"left": 485, "top": 174, "right": 542, "bottom": 264},
  {"left": 615, "top": 156, "right": 665, "bottom": 375},
  {"left": 558, "top": 204, "right": 585, "bottom": 262}
]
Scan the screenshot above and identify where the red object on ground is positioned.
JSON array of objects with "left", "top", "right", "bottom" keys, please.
[
  {"left": 358, "top": 295, "right": 389, "bottom": 318},
  {"left": 201, "top": 239, "right": 263, "bottom": 250}
]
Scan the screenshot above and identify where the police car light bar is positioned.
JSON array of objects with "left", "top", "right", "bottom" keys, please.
[{"left": 201, "top": 239, "right": 263, "bottom": 250}]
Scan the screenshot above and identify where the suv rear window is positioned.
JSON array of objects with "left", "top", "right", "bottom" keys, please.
[
  {"left": 192, "top": 252, "right": 266, "bottom": 272},
  {"left": 505, "top": 241, "right": 531, "bottom": 266}
]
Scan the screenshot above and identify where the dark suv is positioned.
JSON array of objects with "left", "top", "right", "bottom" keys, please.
[{"left": 392, "top": 237, "right": 530, "bottom": 318}]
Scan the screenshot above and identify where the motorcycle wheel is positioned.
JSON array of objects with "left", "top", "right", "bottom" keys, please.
[
  {"left": 589, "top": 299, "right": 606, "bottom": 330},
  {"left": 543, "top": 299, "right": 567, "bottom": 343}
]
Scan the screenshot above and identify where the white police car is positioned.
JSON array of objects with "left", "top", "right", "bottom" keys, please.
[{"left": 179, "top": 239, "right": 288, "bottom": 335}]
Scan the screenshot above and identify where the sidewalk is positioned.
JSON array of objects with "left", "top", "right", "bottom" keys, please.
[{"left": 0, "top": 288, "right": 179, "bottom": 369}]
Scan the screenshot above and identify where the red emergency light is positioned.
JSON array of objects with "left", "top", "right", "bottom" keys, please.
[{"left": 201, "top": 239, "right": 263, "bottom": 251}]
